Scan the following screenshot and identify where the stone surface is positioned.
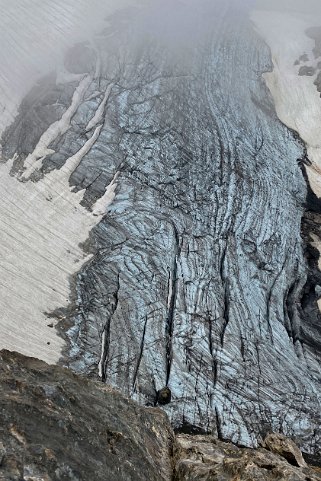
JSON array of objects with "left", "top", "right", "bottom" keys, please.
[
  {"left": 298, "top": 65, "right": 316, "bottom": 76},
  {"left": 263, "top": 433, "right": 307, "bottom": 468},
  {"left": 2, "top": 349, "right": 321, "bottom": 481},
  {"left": 1, "top": 0, "right": 321, "bottom": 455},
  {"left": 0, "top": 349, "right": 174, "bottom": 481},
  {"left": 174, "top": 434, "right": 321, "bottom": 481}
]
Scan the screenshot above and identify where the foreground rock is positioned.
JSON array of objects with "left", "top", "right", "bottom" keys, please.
[
  {"left": 175, "top": 435, "right": 321, "bottom": 481},
  {"left": 262, "top": 433, "right": 307, "bottom": 468},
  {"left": 0, "top": 350, "right": 174, "bottom": 481},
  {"left": 1, "top": 350, "right": 321, "bottom": 481}
]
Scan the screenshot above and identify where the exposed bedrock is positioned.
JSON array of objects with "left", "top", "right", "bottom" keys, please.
[
  {"left": 174, "top": 433, "right": 321, "bottom": 481},
  {"left": 2, "top": 0, "right": 321, "bottom": 452},
  {"left": 0, "top": 350, "right": 174, "bottom": 481},
  {"left": 2, "top": 350, "right": 321, "bottom": 481}
]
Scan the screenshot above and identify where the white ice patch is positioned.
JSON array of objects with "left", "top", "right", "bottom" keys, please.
[{"left": 92, "top": 171, "right": 120, "bottom": 216}]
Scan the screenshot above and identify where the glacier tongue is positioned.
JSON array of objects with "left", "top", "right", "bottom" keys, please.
[{"left": 1, "top": 0, "right": 321, "bottom": 453}]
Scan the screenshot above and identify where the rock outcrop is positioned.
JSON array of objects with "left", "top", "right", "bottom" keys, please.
[
  {"left": 1, "top": 349, "right": 321, "bottom": 481},
  {"left": 174, "top": 434, "right": 321, "bottom": 481},
  {"left": 0, "top": 350, "right": 174, "bottom": 481},
  {"left": 262, "top": 433, "right": 307, "bottom": 468}
]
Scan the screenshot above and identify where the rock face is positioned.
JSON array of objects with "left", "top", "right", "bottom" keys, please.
[
  {"left": 1, "top": 349, "right": 321, "bottom": 481},
  {"left": 262, "top": 433, "right": 307, "bottom": 468},
  {"left": 174, "top": 435, "right": 321, "bottom": 481},
  {"left": 2, "top": 0, "right": 321, "bottom": 454},
  {"left": 0, "top": 350, "right": 174, "bottom": 481}
]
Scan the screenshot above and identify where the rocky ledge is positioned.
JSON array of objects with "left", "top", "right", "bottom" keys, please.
[
  {"left": 175, "top": 434, "right": 321, "bottom": 481},
  {"left": 0, "top": 349, "right": 174, "bottom": 481},
  {"left": 0, "top": 349, "right": 321, "bottom": 481}
]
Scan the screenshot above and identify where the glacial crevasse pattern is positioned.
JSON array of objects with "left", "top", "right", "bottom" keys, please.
[{"left": 2, "top": 0, "right": 321, "bottom": 452}]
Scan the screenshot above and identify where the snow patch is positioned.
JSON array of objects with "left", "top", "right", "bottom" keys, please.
[
  {"left": 21, "top": 75, "right": 92, "bottom": 180},
  {"left": 251, "top": 10, "right": 321, "bottom": 196},
  {"left": 0, "top": 80, "right": 118, "bottom": 364}
]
